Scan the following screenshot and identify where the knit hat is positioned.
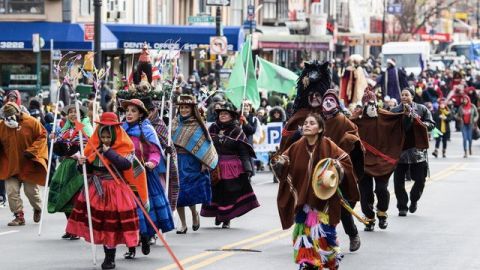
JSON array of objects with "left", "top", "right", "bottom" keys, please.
[
  {"left": 403, "top": 87, "right": 415, "bottom": 97},
  {"left": 2, "top": 102, "right": 20, "bottom": 117},
  {"left": 387, "top": 58, "right": 396, "bottom": 66}
]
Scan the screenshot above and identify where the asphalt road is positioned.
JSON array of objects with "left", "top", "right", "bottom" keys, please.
[{"left": 1, "top": 131, "right": 479, "bottom": 270}]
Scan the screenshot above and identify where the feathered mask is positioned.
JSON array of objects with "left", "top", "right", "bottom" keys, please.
[{"left": 293, "top": 60, "right": 331, "bottom": 113}]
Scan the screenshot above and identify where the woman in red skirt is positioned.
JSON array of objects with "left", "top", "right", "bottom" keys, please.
[{"left": 66, "top": 112, "right": 142, "bottom": 269}]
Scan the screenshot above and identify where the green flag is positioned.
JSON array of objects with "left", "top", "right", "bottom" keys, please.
[
  {"left": 257, "top": 57, "right": 298, "bottom": 97},
  {"left": 225, "top": 35, "right": 260, "bottom": 110}
]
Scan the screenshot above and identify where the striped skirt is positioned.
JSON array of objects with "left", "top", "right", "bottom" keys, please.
[{"left": 66, "top": 178, "right": 139, "bottom": 248}]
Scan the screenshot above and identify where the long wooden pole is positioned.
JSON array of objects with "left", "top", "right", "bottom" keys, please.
[
  {"left": 38, "top": 81, "right": 62, "bottom": 236},
  {"left": 75, "top": 99, "right": 97, "bottom": 265}
]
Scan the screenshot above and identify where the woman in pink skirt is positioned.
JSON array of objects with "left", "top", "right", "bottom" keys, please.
[{"left": 66, "top": 112, "right": 144, "bottom": 269}]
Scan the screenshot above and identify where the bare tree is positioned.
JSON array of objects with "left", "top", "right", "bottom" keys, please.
[{"left": 389, "top": 0, "right": 457, "bottom": 41}]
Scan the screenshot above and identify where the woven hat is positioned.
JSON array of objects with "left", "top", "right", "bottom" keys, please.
[
  {"left": 121, "top": 99, "right": 149, "bottom": 116},
  {"left": 176, "top": 94, "right": 198, "bottom": 105},
  {"left": 215, "top": 103, "right": 239, "bottom": 119},
  {"left": 2, "top": 102, "right": 20, "bottom": 117},
  {"left": 95, "top": 112, "right": 122, "bottom": 126},
  {"left": 312, "top": 158, "right": 339, "bottom": 200}
]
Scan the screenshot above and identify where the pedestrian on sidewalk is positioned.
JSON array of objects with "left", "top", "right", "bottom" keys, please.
[
  {"left": 391, "top": 88, "right": 434, "bottom": 217},
  {"left": 66, "top": 112, "right": 142, "bottom": 270},
  {"left": 0, "top": 102, "right": 48, "bottom": 226},
  {"left": 272, "top": 113, "right": 358, "bottom": 270},
  {"left": 320, "top": 90, "right": 363, "bottom": 252},
  {"left": 432, "top": 99, "right": 453, "bottom": 158},
  {"left": 201, "top": 103, "right": 260, "bottom": 229},
  {"left": 122, "top": 99, "right": 174, "bottom": 259},
  {"left": 47, "top": 103, "right": 93, "bottom": 240},
  {"left": 455, "top": 95, "right": 478, "bottom": 158},
  {"left": 172, "top": 95, "right": 218, "bottom": 234}
]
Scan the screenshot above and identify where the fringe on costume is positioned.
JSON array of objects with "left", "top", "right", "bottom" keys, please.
[{"left": 292, "top": 205, "right": 343, "bottom": 270}]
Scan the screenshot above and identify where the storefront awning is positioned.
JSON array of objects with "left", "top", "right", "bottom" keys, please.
[
  {"left": 258, "top": 34, "right": 331, "bottom": 50},
  {"left": 0, "top": 22, "right": 118, "bottom": 51},
  {"left": 106, "top": 24, "right": 244, "bottom": 52}
]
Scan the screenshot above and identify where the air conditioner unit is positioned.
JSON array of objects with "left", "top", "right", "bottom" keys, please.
[{"left": 116, "top": 11, "right": 126, "bottom": 19}]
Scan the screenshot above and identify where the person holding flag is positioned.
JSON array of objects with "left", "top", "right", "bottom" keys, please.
[{"left": 66, "top": 112, "right": 142, "bottom": 270}]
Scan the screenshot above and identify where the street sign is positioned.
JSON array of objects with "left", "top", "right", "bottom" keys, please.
[
  {"left": 206, "top": 0, "right": 230, "bottom": 6},
  {"left": 210, "top": 36, "right": 228, "bottom": 55},
  {"left": 52, "top": 50, "right": 62, "bottom": 60},
  {"left": 194, "top": 48, "right": 210, "bottom": 61},
  {"left": 387, "top": 4, "right": 402, "bottom": 14},
  {"left": 188, "top": 15, "right": 214, "bottom": 24},
  {"left": 247, "top": 4, "right": 255, "bottom": 21},
  {"left": 84, "top": 23, "right": 94, "bottom": 41},
  {"left": 32, "top": 34, "right": 44, "bottom": 52},
  {"left": 243, "top": 20, "right": 257, "bottom": 30}
]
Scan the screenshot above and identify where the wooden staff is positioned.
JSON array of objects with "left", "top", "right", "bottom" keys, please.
[
  {"left": 38, "top": 81, "right": 62, "bottom": 236},
  {"left": 75, "top": 98, "right": 97, "bottom": 265}
]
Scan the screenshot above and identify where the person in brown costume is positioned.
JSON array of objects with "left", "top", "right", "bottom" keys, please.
[{"left": 320, "top": 89, "right": 364, "bottom": 252}]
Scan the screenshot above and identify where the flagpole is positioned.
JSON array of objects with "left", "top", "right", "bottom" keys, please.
[{"left": 240, "top": 35, "right": 252, "bottom": 116}]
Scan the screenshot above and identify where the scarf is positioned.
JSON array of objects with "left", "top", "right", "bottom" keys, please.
[
  {"left": 85, "top": 124, "right": 149, "bottom": 208},
  {"left": 172, "top": 115, "right": 218, "bottom": 169},
  {"left": 122, "top": 119, "right": 163, "bottom": 153}
]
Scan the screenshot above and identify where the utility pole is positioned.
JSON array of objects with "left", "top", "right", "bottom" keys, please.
[
  {"left": 94, "top": 0, "right": 102, "bottom": 69},
  {"left": 382, "top": 0, "right": 386, "bottom": 45},
  {"left": 477, "top": 0, "right": 479, "bottom": 38},
  {"left": 215, "top": 6, "right": 223, "bottom": 85}
]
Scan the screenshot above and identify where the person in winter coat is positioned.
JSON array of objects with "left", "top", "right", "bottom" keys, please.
[
  {"left": 455, "top": 95, "right": 479, "bottom": 158},
  {"left": 432, "top": 99, "right": 453, "bottom": 158}
]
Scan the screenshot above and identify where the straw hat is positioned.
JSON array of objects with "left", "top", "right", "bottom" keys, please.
[
  {"left": 95, "top": 112, "right": 122, "bottom": 126},
  {"left": 2, "top": 102, "right": 20, "bottom": 117},
  {"left": 311, "top": 158, "right": 339, "bottom": 200}
]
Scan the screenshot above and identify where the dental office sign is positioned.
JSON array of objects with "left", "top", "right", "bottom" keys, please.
[{"left": 122, "top": 42, "right": 234, "bottom": 52}]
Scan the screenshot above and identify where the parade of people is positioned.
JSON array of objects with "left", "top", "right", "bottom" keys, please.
[{"left": 2, "top": 1, "right": 480, "bottom": 269}]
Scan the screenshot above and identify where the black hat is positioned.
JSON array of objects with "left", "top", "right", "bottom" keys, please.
[{"left": 215, "top": 103, "right": 239, "bottom": 119}]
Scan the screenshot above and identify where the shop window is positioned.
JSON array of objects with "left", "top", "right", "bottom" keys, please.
[
  {"left": 0, "top": 0, "right": 44, "bottom": 14},
  {"left": 80, "top": 0, "right": 92, "bottom": 16}
]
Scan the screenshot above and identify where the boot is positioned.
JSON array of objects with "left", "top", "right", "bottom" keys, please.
[
  {"left": 124, "top": 247, "right": 136, "bottom": 259},
  {"left": 469, "top": 146, "right": 473, "bottom": 156},
  {"left": 102, "top": 246, "right": 116, "bottom": 269},
  {"left": 432, "top": 149, "right": 438, "bottom": 158},
  {"left": 140, "top": 235, "right": 150, "bottom": 255},
  {"left": 464, "top": 150, "right": 468, "bottom": 158},
  {"left": 8, "top": 211, "right": 25, "bottom": 226},
  {"left": 349, "top": 234, "right": 361, "bottom": 252},
  {"left": 33, "top": 209, "right": 41, "bottom": 223},
  {"left": 364, "top": 220, "right": 375, "bottom": 232},
  {"left": 442, "top": 149, "right": 446, "bottom": 158},
  {"left": 378, "top": 216, "right": 388, "bottom": 229}
]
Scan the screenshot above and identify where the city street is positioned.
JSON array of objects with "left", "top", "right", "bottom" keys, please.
[{"left": 1, "top": 131, "right": 479, "bottom": 270}]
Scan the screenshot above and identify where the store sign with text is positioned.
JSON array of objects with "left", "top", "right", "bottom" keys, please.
[{"left": 122, "top": 42, "right": 234, "bottom": 52}]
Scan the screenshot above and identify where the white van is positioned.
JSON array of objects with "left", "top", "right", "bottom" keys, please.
[{"left": 381, "top": 41, "right": 431, "bottom": 76}]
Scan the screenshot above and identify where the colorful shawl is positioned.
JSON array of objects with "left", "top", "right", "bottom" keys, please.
[
  {"left": 209, "top": 120, "right": 256, "bottom": 158},
  {"left": 149, "top": 112, "right": 179, "bottom": 211},
  {"left": 122, "top": 119, "right": 163, "bottom": 157},
  {"left": 172, "top": 115, "right": 218, "bottom": 169}
]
